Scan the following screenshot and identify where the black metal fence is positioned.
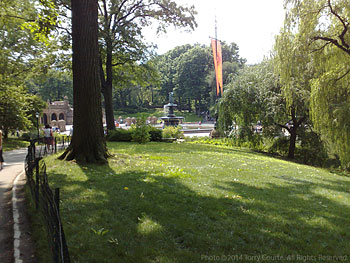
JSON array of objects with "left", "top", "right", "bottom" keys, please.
[{"left": 25, "top": 136, "right": 71, "bottom": 263}]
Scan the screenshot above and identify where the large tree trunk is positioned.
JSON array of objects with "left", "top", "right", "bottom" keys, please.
[{"left": 60, "top": 0, "right": 108, "bottom": 163}]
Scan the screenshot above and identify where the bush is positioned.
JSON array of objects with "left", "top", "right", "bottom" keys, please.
[
  {"left": 130, "top": 118, "right": 150, "bottom": 144},
  {"left": 21, "top": 130, "right": 39, "bottom": 141},
  {"left": 267, "top": 137, "right": 289, "bottom": 155},
  {"left": 149, "top": 126, "right": 162, "bottom": 142},
  {"left": 107, "top": 129, "right": 132, "bottom": 142},
  {"left": 162, "top": 126, "right": 184, "bottom": 139},
  {"left": 296, "top": 130, "right": 330, "bottom": 167}
]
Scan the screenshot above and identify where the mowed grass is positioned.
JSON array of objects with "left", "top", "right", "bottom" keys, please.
[
  {"left": 42, "top": 142, "right": 350, "bottom": 263},
  {"left": 3, "top": 137, "right": 29, "bottom": 151}
]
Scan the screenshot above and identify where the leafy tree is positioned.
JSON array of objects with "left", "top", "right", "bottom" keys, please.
[
  {"left": 174, "top": 45, "right": 211, "bottom": 114},
  {"left": 281, "top": 0, "right": 350, "bottom": 167},
  {"left": 0, "top": 84, "right": 46, "bottom": 138},
  {"left": 155, "top": 44, "right": 193, "bottom": 103},
  {"left": 0, "top": 0, "right": 47, "bottom": 137},
  {"left": 97, "top": 0, "right": 197, "bottom": 131},
  {"left": 273, "top": 28, "right": 312, "bottom": 158},
  {"left": 219, "top": 60, "right": 313, "bottom": 159},
  {"left": 26, "top": 69, "right": 73, "bottom": 103},
  {"left": 154, "top": 42, "right": 245, "bottom": 115},
  {"left": 112, "top": 61, "right": 160, "bottom": 109},
  {"left": 218, "top": 64, "right": 265, "bottom": 139}
]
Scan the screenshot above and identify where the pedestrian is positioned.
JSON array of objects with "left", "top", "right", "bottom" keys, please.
[
  {"left": 44, "top": 124, "right": 54, "bottom": 152},
  {"left": 0, "top": 130, "right": 4, "bottom": 170}
]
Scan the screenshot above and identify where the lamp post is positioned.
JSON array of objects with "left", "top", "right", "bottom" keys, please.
[{"left": 35, "top": 112, "right": 40, "bottom": 139}]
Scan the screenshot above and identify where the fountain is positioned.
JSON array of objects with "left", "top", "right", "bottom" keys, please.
[{"left": 160, "top": 92, "right": 184, "bottom": 126}]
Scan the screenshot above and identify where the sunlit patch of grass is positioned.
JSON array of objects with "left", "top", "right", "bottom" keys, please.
[
  {"left": 32, "top": 142, "right": 350, "bottom": 263},
  {"left": 3, "top": 137, "right": 29, "bottom": 151}
]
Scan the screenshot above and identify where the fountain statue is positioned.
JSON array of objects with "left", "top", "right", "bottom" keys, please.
[{"left": 160, "top": 91, "right": 184, "bottom": 126}]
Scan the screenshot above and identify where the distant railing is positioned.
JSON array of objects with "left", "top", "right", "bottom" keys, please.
[{"left": 25, "top": 136, "right": 71, "bottom": 263}]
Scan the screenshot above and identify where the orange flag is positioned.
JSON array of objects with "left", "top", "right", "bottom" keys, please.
[{"left": 211, "top": 39, "right": 223, "bottom": 96}]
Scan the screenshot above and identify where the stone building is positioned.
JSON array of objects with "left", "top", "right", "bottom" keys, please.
[{"left": 41, "top": 98, "right": 73, "bottom": 132}]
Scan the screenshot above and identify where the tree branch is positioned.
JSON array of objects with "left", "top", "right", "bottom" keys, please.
[
  {"left": 275, "top": 122, "right": 291, "bottom": 134},
  {"left": 327, "top": 0, "right": 350, "bottom": 49},
  {"left": 313, "top": 36, "right": 350, "bottom": 55},
  {"left": 335, "top": 68, "right": 350, "bottom": 82}
]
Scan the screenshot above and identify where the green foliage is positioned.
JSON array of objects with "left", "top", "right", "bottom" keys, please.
[
  {"left": 153, "top": 42, "right": 245, "bottom": 115},
  {"left": 21, "top": 130, "right": 40, "bottom": 141},
  {"left": 0, "top": 0, "right": 47, "bottom": 137},
  {"left": 162, "top": 126, "right": 184, "bottom": 139},
  {"left": 106, "top": 129, "right": 132, "bottom": 142},
  {"left": 2, "top": 137, "right": 30, "bottom": 151},
  {"left": 21, "top": 0, "right": 58, "bottom": 43},
  {"left": 148, "top": 126, "right": 162, "bottom": 142},
  {"left": 0, "top": 84, "right": 46, "bottom": 137},
  {"left": 130, "top": 118, "right": 151, "bottom": 144},
  {"left": 267, "top": 137, "right": 289, "bottom": 156},
  {"left": 296, "top": 130, "right": 331, "bottom": 167},
  {"left": 280, "top": 0, "right": 350, "bottom": 168},
  {"left": 107, "top": 126, "right": 162, "bottom": 143},
  {"left": 26, "top": 69, "right": 73, "bottom": 104},
  {"left": 174, "top": 45, "right": 211, "bottom": 113}
]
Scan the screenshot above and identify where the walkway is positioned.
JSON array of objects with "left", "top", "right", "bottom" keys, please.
[{"left": 0, "top": 148, "right": 35, "bottom": 263}]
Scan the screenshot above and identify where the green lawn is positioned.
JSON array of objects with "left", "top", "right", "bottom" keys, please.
[
  {"left": 2, "top": 137, "right": 29, "bottom": 151},
  {"left": 41, "top": 142, "right": 350, "bottom": 263}
]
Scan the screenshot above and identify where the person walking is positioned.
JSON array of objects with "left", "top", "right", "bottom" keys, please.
[
  {"left": 0, "top": 130, "right": 4, "bottom": 170},
  {"left": 43, "top": 124, "right": 54, "bottom": 152}
]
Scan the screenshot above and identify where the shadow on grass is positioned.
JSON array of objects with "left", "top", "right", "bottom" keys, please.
[{"left": 45, "top": 155, "right": 350, "bottom": 263}]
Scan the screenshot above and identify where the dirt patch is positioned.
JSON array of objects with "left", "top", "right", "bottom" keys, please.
[{"left": 0, "top": 187, "right": 14, "bottom": 263}]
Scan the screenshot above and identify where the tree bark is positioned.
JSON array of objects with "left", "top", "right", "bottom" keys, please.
[
  {"left": 101, "top": 43, "right": 116, "bottom": 131},
  {"left": 288, "top": 127, "right": 297, "bottom": 159},
  {"left": 60, "top": 0, "right": 108, "bottom": 163},
  {"left": 276, "top": 107, "right": 306, "bottom": 159}
]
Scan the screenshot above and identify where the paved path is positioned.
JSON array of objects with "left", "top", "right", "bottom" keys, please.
[{"left": 0, "top": 148, "right": 35, "bottom": 263}]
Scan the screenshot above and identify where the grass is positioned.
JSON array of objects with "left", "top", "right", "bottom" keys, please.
[
  {"left": 40, "top": 142, "right": 350, "bottom": 263},
  {"left": 2, "top": 137, "right": 29, "bottom": 151}
]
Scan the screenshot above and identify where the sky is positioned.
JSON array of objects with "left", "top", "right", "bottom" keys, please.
[{"left": 144, "top": 0, "right": 286, "bottom": 64}]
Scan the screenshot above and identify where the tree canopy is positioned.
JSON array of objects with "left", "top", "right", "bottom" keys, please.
[{"left": 280, "top": 0, "right": 350, "bottom": 168}]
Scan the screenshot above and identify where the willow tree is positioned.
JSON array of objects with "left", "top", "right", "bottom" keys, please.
[
  {"left": 282, "top": 0, "right": 350, "bottom": 168},
  {"left": 59, "top": 0, "right": 108, "bottom": 163},
  {"left": 274, "top": 28, "right": 312, "bottom": 159}
]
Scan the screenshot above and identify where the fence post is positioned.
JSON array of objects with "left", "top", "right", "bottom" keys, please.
[
  {"left": 54, "top": 137, "right": 57, "bottom": 153},
  {"left": 31, "top": 140, "right": 36, "bottom": 159},
  {"left": 54, "top": 188, "right": 60, "bottom": 211},
  {"left": 35, "top": 158, "right": 40, "bottom": 209}
]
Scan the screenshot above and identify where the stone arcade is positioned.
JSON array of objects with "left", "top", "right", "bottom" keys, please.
[{"left": 41, "top": 98, "right": 73, "bottom": 132}]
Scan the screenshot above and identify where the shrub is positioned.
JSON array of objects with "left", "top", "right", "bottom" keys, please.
[
  {"left": 296, "top": 130, "right": 330, "bottom": 167},
  {"left": 267, "top": 137, "right": 289, "bottom": 155},
  {"left": 162, "top": 126, "right": 184, "bottom": 139},
  {"left": 149, "top": 126, "right": 162, "bottom": 142},
  {"left": 107, "top": 129, "right": 132, "bottom": 142},
  {"left": 130, "top": 118, "right": 150, "bottom": 144},
  {"left": 21, "top": 130, "right": 39, "bottom": 141}
]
